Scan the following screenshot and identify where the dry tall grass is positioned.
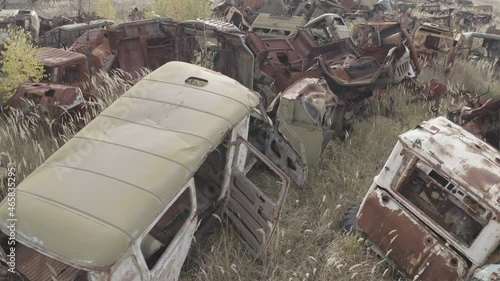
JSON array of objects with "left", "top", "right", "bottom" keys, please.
[{"left": 177, "top": 58, "right": 500, "bottom": 281}]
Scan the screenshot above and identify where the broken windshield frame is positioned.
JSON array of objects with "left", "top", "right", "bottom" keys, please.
[{"left": 390, "top": 150, "right": 491, "bottom": 250}]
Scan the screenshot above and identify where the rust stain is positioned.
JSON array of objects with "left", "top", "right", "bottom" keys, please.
[{"left": 358, "top": 189, "right": 467, "bottom": 280}]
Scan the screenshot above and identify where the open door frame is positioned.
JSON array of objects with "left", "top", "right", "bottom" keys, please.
[{"left": 224, "top": 136, "right": 290, "bottom": 255}]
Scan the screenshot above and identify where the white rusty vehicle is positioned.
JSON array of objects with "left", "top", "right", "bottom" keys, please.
[
  {"left": 0, "top": 9, "right": 40, "bottom": 43},
  {"left": 343, "top": 116, "right": 500, "bottom": 281},
  {"left": 0, "top": 61, "right": 290, "bottom": 281}
]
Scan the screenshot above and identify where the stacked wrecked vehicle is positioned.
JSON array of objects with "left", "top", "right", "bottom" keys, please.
[
  {"left": 1, "top": 11, "right": 422, "bottom": 186},
  {"left": 0, "top": 5, "right": 422, "bottom": 280}
]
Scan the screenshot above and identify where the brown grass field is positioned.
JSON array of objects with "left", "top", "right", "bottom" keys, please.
[{"left": 1, "top": 0, "right": 500, "bottom": 280}]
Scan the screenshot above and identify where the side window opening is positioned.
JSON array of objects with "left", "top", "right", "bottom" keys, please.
[
  {"left": 310, "top": 26, "right": 332, "bottom": 43},
  {"left": 139, "top": 134, "right": 231, "bottom": 268},
  {"left": 15, "top": 20, "right": 26, "bottom": 29},
  {"left": 253, "top": 28, "right": 271, "bottom": 34},
  {"left": 193, "top": 134, "right": 229, "bottom": 220},
  {"left": 424, "top": 35, "right": 441, "bottom": 50},
  {"left": 62, "top": 64, "right": 81, "bottom": 84},
  {"left": 140, "top": 188, "right": 192, "bottom": 270},
  {"left": 334, "top": 17, "right": 345, "bottom": 26},
  {"left": 59, "top": 30, "right": 68, "bottom": 46},
  {"left": 43, "top": 66, "right": 53, "bottom": 80},
  {"left": 253, "top": 28, "right": 290, "bottom": 36},
  {"left": 45, "top": 89, "right": 55, "bottom": 97},
  {"left": 302, "top": 98, "right": 321, "bottom": 124}
]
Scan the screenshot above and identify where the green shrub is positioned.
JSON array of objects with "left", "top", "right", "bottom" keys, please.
[
  {"left": 145, "top": 0, "right": 212, "bottom": 21},
  {"left": 0, "top": 28, "right": 43, "bottom": 104},
  {"left": 95, "top": 0, "right": 117, "bottom": 20}
]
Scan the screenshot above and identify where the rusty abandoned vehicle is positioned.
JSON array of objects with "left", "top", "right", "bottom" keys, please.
[
  {"left": 0, "top": 61, "right": 291, "bottom": 281},
  {"left": 0, "top": 1, "right": 499, "bottom": 280},
  {"left": 343, "top": 116, "right": 500, "bottom": 281}
]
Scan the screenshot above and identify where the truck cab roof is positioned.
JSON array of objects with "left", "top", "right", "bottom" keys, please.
[
  {"left": 0, "top": 61, "right": 260, "bottom": 270},
  {"left": 399, "top": 116, "right": 500, "bottom": 213}
]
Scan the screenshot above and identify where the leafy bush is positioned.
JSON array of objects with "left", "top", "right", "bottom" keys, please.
[
  {"left": 0, "top": 28, "right": 44, "bottom": 104},
  {"left": 95, "top": 0, "right": 117, "bottom": 20},
  {"left": 145, "top": 0, "right": 212, "bottom": 21}
]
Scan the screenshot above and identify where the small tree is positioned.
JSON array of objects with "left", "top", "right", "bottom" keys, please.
[
  {"left": 0, "top": 28, "right": 44, "bottom": 104},
  {"left": 95, "top": 0, "right": 117, "bottom": 20},
  {"left": 146, "top": 0, "right": 212, "bottom": 21}
]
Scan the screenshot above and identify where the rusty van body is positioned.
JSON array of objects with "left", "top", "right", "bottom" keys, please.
[
  {"left": 349, "top": 117, "right": 500, "bottom": 281},
  {"left": 0, "top": 61, "right": 290, "bottom": 281}
]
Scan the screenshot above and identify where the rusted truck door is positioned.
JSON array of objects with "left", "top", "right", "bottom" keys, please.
[
  {"left": 117, "top": 38, "right": 147, "bottom": 76},
  {"left": 225, "top": 137, "right": 290, "bottom": 254}
]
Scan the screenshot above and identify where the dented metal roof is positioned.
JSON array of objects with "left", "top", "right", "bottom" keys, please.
[
  {"left": 57, "top": 19, "right": 112, "bottom": 31},
  {"left": 0, "top": 61, "right": 260, "bottom": 270},
  {"left": 399, "top": 116, "right": 500, "bottom": 212},
  {"left": 36, "top": 47, "right": 87, "bottom": 67}
]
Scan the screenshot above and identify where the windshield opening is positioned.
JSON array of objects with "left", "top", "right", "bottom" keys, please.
[{"left": 393, "top": 151, "right": 487, "bottom": 247}]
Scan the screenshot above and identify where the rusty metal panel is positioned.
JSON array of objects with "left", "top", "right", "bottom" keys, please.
[
  {"left": 6, "top": 83, "right": 86, "bottom": 120},
  {"left": 215, "top": 31, "right": 255, "bottom": 89},
  {"left": 116, "top": 37, "right": 147, "bottom": 76},
  {"left": 486, "top": 28, "right": 500, "bottom": 36},
  {"left": 394, "top": 117, "right": 500, "bottom": 266},
  {"left": 246, "top": 30, "right": 320, "bottom": 93},
  {"left": 69, "top": 29, "right": 115, "bottom": 73},
  {"left": 358, "top": 188, "right": 468, "bottom": 281},
  {"left": 461, "top": 97, "right": 500, "bottom": 121},
  {"left": 277, "top": 77, "right": 343, "bottom": 167},
  {"left": 412, "top": 23, "right": 461, "bottom": 70},
  {"left": 105, "top": 18, "right": 199, "bottom": 76},
  {"left": 16, "top": 243, "right": 85, "bottom": 281},
  {"left": 339, "top": 0, "right": 355, "bottom": 10},
  {"left": 399, "top": 117, "right": 500, "bottom": 213},
  {"left": 460, "top": 96, "right": 500, "bottom": 149},
  {"left": 245, "top": 23, "right": 419, "bottom": 103},
  {"left": 69, "top": 29, "right": 106, "bottom": 53},
  {"left": 405, "top": 79, "right": 448, "bottom": 103},
  {"left": 36, "top": 47, "right": 87, "bottom": 68}
]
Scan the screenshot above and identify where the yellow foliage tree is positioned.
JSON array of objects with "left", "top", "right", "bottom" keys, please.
[
  {"left": 95, "top": 0, "right": 117, "bottom": 20},
  {"left": 0, "top": 28, "right": 44, "bottom": 104},
  {"left": 146, "top": 0, "right": 212, "bottom": 21}
]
